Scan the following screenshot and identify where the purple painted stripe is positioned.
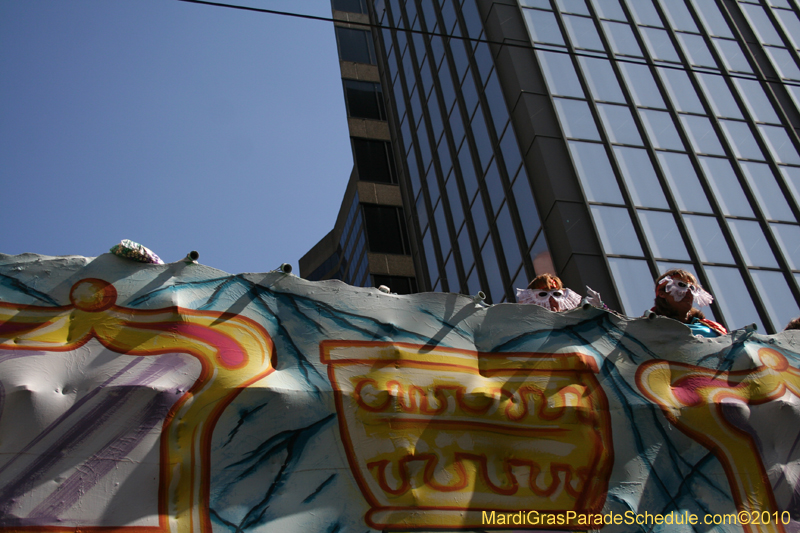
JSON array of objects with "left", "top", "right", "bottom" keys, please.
[
  {"left": 0, "top": 353, "right": 192, "bottom": 520},
  {"left": 0, "top": 356, "right": 143, "bottom": 479},
  {"left": 0, "top": 351, "right": 42, "bottom": 365},
  {"left": 27, "top": 390, "right": 181, "bottom": 520}
]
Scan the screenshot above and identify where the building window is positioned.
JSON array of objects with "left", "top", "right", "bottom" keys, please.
[
  {"left": 306, "top": 250, "right": 342, "bottom": 282},
  {"left": 607, "top": 257, "right": 656, "bottom": 316},
  {"left": 590, "top": 206, "right": 644, "bottom": 257},
  {"left": 352, "top": 138, "right": 396, "bottom": 183},
  {"left": 362, "top": 205, "right": 411, "bottom": 254},
  {"left": 332, "top": 0, "right": 368, "bottom": 14},
  {"left": 335, "top": 27, "right": 376, "bottom": 64},
  {"left": 522, "top": 8, "right": 566, "bottom": 46},
  {"left": 704, "top": 266, "right": 764, "bottom": 331},
  {"left": 372, "top": 275, "right": 418, "bottom": 294},
  {"left": 750, "top": 270, "right": 800, "bottom": 333},
  {"left": 344, "top": 80, "right": 386, "bottom": 120}
]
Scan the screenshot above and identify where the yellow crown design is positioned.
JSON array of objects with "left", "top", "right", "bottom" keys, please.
[{"left": 321, "top": 341, "right": 613, "bottom": 530}]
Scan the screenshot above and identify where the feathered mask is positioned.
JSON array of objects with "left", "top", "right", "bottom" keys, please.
[
  {"left": 660, "top": 277, "right": 714, "bottom": 307},
  {"left": 516, "top": 287, "right": 581, "bottom": 311}
]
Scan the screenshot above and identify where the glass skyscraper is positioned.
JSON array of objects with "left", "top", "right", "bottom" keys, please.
[{"left": 301, "top": 0, "right": 800, "bottom": 334}]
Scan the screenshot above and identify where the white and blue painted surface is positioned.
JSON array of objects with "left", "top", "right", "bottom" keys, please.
[{"left": 0, "top": 253, "right": 798, "bottom": 533}]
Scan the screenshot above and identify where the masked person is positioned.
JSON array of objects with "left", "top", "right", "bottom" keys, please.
[
  {"left": 516, "top": 273, "right": 581, "bottom": 312},
  {"left": 652, "top": 269, "right": 726, "bottom": 337}
]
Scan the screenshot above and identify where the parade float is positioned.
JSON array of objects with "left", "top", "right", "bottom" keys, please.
[{"left": 0, "top": 251, "right": 798, "bottom": 532}]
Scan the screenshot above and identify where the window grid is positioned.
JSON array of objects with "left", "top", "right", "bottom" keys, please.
[
  {"left": 379, "top": 0, "right": 800, "bottom": 322},
  {"left": 750, "top": 1, "right": 800, "bottom": 80},
  {"left": 561, "top": 0, "right": 698, "bottom": 317},
  {"left": 552, "top": 0, "right": 663, "bottom": 304},
  {"left": 345, "top": 227, "right": 363, "bottom": 284},
  {"left": 342, "top": 194, "right": 361, "bottom": 253},
  {"left": 339, "top": 5, "right": 420, "bottom": 292},
  {"left": 459, "top": 5, "right": 534, "bottom": 302},
  {"left": 343, "top": 226, "right": 366, "bottom": 283},
  {"left": 383, "top": 0, "right": 459, "bottom": 291},
  {"left": 672, "top": 0, "right": 792, "bottom": 329},
  {"left": 732, "top": 2, "right": 800, "bottom": 223},
  {"left": 340, "top": 195, "right": 363, "bottom": 281},
  {"left": 532, "top": 4, "right": 673, "bottom": 316},
  {"left": 444, "top": 0, "right": 512, "bottom": 302},
  {"left": 380, "top": 2, "right": 433, "bottom": 283},
  {"left": 377, "top": 0, "right": 549, "bottom": 303},
  {"left": 710, "top": 0, "right": 800, "bottom": 317},
  {"left": 523, "top": 0, "right": 800, "bottom": 329},
  {"left": 632, "top": 0, "right": 799, "bottom": 330},
  {"left": 405, "top": 0, "right": 451, "bottom": 291},
  {"left": 723, "top": 4, "right": 800, "bottom": 143},
  {"left": 414, "top": 0, "right": 466, "bottom": 294}
]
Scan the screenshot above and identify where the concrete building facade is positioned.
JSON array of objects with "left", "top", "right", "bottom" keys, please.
[
  {"left": 301, "top": 0, "right": 800, "bottom": 334},
  {"left": 299, "top": 2, "right": 419, "bottom": 294}
]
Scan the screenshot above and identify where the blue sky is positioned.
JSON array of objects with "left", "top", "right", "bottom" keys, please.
[{"left": 0, "top": 0, "right": 353, "bottom": 274}]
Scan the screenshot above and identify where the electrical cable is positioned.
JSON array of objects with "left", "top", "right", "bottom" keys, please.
[{"left": 174, "top": 0, "right": 800, "bottom": 88}]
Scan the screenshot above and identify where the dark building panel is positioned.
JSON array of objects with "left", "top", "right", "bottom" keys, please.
[
  {"left": 344, "top": 80, "right": 386, "bottom": 120},
  {"left": 335, "top": 26, "right": 377, "bottom": 64},
  {"left": 333, "top": 0, "right": 368, "bottom": 14},
  {"left": 352, "top": 138, "right": 397, "bottom": 183},
  {"left": 363, "top": 204, "right": 411, "bottom": 254}
]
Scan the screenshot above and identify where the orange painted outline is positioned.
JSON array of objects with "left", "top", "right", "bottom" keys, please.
[
  {"left": 636, "top": 350, "right": 800, "bottom": 533},
  {"left": 0, "top": 279, "right": 275, "bottom": 533},
  {"left": 320, "top": 340, "right": 614, "bottom": 531}
]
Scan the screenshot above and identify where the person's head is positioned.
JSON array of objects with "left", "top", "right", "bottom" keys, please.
[
  {"left": 654, "top": 269, "right": 710, "bottom": 322},
  {"left": 785, "top": 317, "right": 800, "bottom": 331},
  {"left": 526, "top": 274, "right": 568, "bottom": 311},
  {"left": 528, "top": 273, "right": 563, "bottom": 291}
]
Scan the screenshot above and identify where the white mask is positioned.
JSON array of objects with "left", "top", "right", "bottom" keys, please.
[
  {"left": 663, "top": 277, "right": 714, "bottom": 307},
  {"left": 516, "top": 287, "right": 581, "bottom": 311}
]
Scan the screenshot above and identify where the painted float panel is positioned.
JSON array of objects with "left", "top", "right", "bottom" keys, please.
[{"left": 0, "top": 253, "right": 798, "bottom": 532}]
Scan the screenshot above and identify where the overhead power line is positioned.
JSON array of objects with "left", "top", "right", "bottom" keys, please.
[
  {"left": 174, "top": 0, "right": 800, "bottom": 88},
  {"left": 176, "top": 0, "right": 343, "bottom": 24}
]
